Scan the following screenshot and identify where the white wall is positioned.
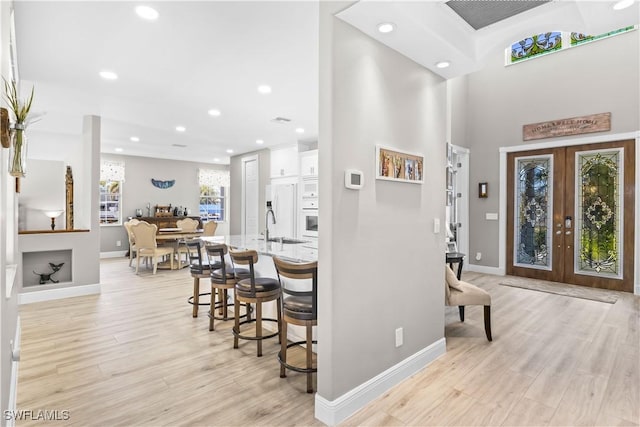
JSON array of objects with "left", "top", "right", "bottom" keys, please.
[
  {"left": 317, "top": 3, "right": 447, "bottom": 421},
  {"left": 463, "top": 30, "right": 640, "bottom": 268},
  {"left": 0, "top": 0, "right": 20, "bottom": 418},
  {"left": 99, "top": 153, "right": 229, "bottom": 253},
  {"left": 18, "top": 159, "right": 66, "bottom": 230}
]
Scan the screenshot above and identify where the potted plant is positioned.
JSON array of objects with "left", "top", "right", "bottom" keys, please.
[{"left": 3, "top": 78, "right": 35, "bottom": 177}]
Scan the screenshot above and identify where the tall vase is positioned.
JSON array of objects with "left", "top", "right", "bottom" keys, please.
[{"left": 8, "top": 123, "right": 27, "bottom": 178}]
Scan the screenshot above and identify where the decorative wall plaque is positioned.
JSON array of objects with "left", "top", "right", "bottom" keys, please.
[
  {"left": 151, "top": 178, "right": 175, "bottom": 189},
  {"left": 523, "top": 112, "right": 611, "bottom": 141}
]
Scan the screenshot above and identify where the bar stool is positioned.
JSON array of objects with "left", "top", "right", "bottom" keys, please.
[
  {"left": 229, "top": 248, "right": 282, "bottom": 357},
  {"left": 205, "top": 243, "right": 250, "bottom": 331},
  {"left": 186, "top": 240, "right": 220, "bottom": 317},
  {"left": 273, "top": 256, "right": 318, "bottom": 393}
]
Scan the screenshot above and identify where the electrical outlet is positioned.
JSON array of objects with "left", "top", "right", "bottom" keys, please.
[
  {"left": 116, "top": 240, "right": 121, "bottom": 247},
  {"left": 395, "top": 328, "right": 403, "bottom": 348},
  {"left": 476, "top": 252, "right": 482, "bottom": 261}
]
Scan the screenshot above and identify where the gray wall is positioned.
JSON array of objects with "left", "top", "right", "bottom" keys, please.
[
  {"left": 464, "top": 30, "right": 640, "bottom": 268},
  {"left": 229, "top": 149, "right": 270, "bottom": 236},
  {"left": 318, "top": 5, "right": 447, "bottom": 401},
  {"left": 99, "top": 154, "right": 229, "bottom": 253}
]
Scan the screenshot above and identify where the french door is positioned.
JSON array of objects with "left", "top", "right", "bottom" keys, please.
[{"left": 506, "top": 139, "right": 635, "bottom": 292}]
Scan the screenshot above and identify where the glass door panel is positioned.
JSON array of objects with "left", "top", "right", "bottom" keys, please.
[
  {"left": 514, "top": 155, "right": 553, "bottom": 269},
  {"left": 575, "top": 149, "right": 622, "bottom": 278}
]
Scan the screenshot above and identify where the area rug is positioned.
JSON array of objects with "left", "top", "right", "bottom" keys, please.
[{"left": 500, "top": 276, "right": 619, "bottom": 304}]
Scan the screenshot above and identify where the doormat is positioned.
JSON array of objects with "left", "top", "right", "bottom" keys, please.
[{"left": 500, "top": 276, "right": 619, "bottom": 304}]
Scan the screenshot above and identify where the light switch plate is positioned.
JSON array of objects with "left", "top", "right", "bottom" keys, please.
[
  {"left": 433, "top": 218, "right": 440, "bottom": 233},
  {"left": 486, "top": 213, "right": 499, "bottom": 220}
]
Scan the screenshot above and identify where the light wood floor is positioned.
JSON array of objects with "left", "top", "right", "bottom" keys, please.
[{"left": 17, "top": 260, "right": 639, "bottom": 426}]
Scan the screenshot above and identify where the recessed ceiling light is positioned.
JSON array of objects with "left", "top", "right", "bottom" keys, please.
[
  {"left": 226, "top": 149, "right": 234, "bottom": 154},
  {"left": 613, "top": 0, "right": 634, "bottom": 10},
  {"left": 99, "top": 70, "right": 118, "bottom": 80},
  {"left": 257, "top": 85, "right": 272, "bottom": 94},
  {"left": 377, "top": 23, "right": 395, "bottom": 34},
  {"left": 256, "top": 139, "right": 264, "bottom": 145},
  {"left": 175, "top": 126, "right": 186, "bottom": 132},
  {"left": 295, "top": 128, "right": 305, "bottom": 134},
  {"left": 208, "top": 109, "right": 221, "bottom": 117},
  {"left": 213, "top": 158, "right": 220, "bottom": 162},
  {"left": 436, "top": 61, "right": 451, "bottom": 69},
  {"left": 130, "top": 136, "right": 140, "bottom": 142},
  {"left": 135, "top": 5, "right": 159, "bottom": 20},
  {"left": 115, "top": 147, "right": 123, "bottom": 152}
]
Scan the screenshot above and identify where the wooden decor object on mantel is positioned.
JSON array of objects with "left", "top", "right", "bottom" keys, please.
[
  {"left": 65, "top": 166, "right": 74, "bottom": 230},
  {"left": 1, "top": 107, "right": 9, "bottom": 148},
  {"left": 523, "top": 112, "right": 611, "bottom": 141}
]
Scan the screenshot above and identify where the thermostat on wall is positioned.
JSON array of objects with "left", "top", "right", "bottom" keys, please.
[{"left": 345, "top": 169, "right": 363, "bottom": 189}]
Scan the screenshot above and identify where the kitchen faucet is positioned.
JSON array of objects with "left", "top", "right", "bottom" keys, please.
[{"left": 265, "top": 201, "right": 277, "bottom": 242}]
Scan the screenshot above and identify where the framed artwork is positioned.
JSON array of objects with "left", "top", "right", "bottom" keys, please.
[
  {"left": 376, "top": 145, "right": 424, "bottom": 184},
  {"left": 446, "top": 241, "right": 458, "bottom": 253}
]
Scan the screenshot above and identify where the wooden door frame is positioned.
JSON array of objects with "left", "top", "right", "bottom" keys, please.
[{"left": 498, "top": 131, "right": 640, "bottom": 295}]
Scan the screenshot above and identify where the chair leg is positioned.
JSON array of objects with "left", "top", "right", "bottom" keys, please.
[
  {"left": 484, "top": 305, "right": 492, "bottom": 341},
  {"left": 209, "top": 286, "right": 215, "bottom": 331},
  {"left": 280, "top": 319, "right": 288, "bottom": 378},
  {"left": 277, "top": 296, "right": 282, "bottom": 344},
  {"left": 153, "top": 257, "right": 158, "bottom": 274},
  {"left": 192, "top": 277, "right": 199, "bottom": 318},
  {"left": 459, "top": 306, "right": 465, "bottom": 322},
  {"left": 233, "top": 295, "right": 240, "bottom": 349},
  {"left": 306, "top": 323, "right": 313, "bottom": 393},
  {"left": 222, "top": 289, "right": 228, "bottom": 318},
  {"left": 256, "top": 301, "right": 263, "bottom": 357}
]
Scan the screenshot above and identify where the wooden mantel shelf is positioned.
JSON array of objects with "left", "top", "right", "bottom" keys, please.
[{"left": 19, "top": 229, "right": 90, "bottom": 235}]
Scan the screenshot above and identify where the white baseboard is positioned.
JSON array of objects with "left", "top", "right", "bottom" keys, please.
[
  {"left": 19, "top": 283, "right": 101, "bottom": 304},
  {"left": 314, "top": 337, "right": 446, "bottom": 426},
  {"left": 100, "top": 250, "right": 127, "bottom": 259},
  {"left": 465, "top": 263, "right": 504, "bottom": 276}
]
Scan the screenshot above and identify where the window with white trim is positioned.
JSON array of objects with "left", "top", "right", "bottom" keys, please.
[
  {"left": 100, "top": 160, "right": 125, "bottom": 225},
  {"left": 198, "top": 169, "right": 229, "bottom": 222}
]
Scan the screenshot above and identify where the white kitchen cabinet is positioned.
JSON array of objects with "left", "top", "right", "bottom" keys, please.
[
  {"left": 270, "top": 146, "right": 299, "bottom": 178},
  {"left": 299, "top": 150, "right": 318, "bottom": 177}
]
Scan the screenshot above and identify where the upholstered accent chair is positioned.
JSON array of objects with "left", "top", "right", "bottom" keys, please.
[{"left": 445, "top": 265, "right": 492, "bottom": 341}]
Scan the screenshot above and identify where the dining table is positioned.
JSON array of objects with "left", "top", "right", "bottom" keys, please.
[{"left": 155, "top": 228, "right": 204, "bottom": 269}]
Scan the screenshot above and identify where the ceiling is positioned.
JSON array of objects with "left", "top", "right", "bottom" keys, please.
[
  {"left": 337, "top": 0, "right": 639, "bottom": 80},
  {"left": 12, "top": 1, "right": 638, "bottom": 165},
  {"left": 13, "top": 1, "right": 319, "bottom": 165}
]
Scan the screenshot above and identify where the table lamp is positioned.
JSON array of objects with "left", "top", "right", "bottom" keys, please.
[{"left": 43, "top": 210, "right": 64, "bottom": 230}]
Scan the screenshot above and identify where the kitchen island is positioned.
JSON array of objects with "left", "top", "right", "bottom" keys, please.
[{"left": 200, "top": 234, "right": 317, "bottom": 263}]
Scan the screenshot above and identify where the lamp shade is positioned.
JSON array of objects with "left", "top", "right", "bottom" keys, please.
[{"left": 43, "top": 210, "right": 64, "bottom": 219}]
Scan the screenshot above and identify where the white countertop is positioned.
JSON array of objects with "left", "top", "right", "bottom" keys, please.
[{"left": 200, "top": 235, "right": 317, "bottom": 263}]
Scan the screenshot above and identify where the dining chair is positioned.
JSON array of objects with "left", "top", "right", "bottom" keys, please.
[
  {"left": 203, "top": 221, "right": 218, "bottom": 236},
  {"left": 123, "top": 218, "right": 141, "bottom": 267},
  {"left": 175, "top": 218, "right": 200, "bottom": 262},
  {"left": 130, "top": 221, "right": 174, "bottom": 274}
]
